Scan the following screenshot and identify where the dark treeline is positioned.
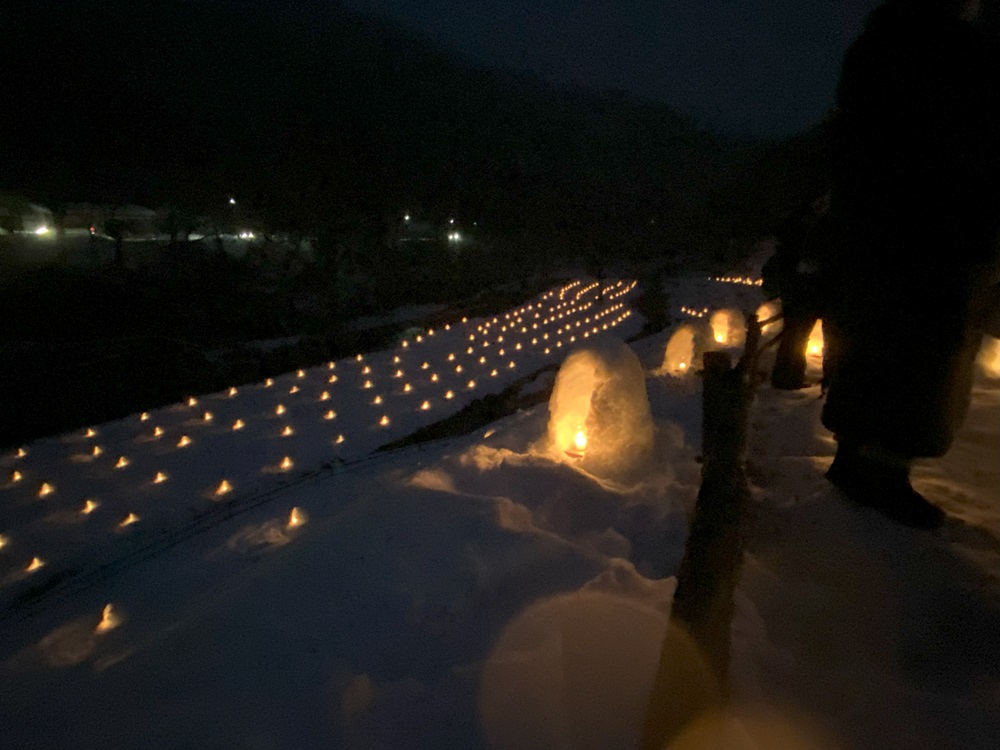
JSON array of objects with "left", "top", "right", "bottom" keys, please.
[{"left": 1, "top": 0, "right": 770, "bottom": 264}]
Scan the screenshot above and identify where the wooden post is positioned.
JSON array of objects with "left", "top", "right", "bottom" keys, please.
[{"left": 639, "top": 315, "right": 760, "bottom": 749}]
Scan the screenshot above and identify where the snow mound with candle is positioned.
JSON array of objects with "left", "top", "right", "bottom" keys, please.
[
  {"left": 709, "top": 308, "right": 747, "bottom": 349},
  {"left": 660, "top": 320, "right": 714, "bottom": 375},
  {"left": 543, "top": 338, "right": 654, "bottom": 478}
]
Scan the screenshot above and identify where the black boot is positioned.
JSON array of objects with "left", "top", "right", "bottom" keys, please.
[{"left": 826, "top": 446, "right": 945, "bottom": 529}]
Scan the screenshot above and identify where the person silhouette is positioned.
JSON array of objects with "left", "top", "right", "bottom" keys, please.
[{"left": 821, "top": 0, "right": 1000, "bottom": 528}]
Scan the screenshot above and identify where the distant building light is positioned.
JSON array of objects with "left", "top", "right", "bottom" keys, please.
[
  {"left": 449, "top": 218, "right": 455, "bottom": 225},
  {"left": 35, "top": 226, "right": 50, "bottom": 236},
  {"left": 228, "top": 197, "right": 237, "bottom": 205},
  {"left": 404, "top": 214, "right": 410, "bottom": 221}
]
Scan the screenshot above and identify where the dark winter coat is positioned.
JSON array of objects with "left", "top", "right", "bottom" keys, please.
[{"left": 822, "top": 0, "right": 1000, "bottom": 457}]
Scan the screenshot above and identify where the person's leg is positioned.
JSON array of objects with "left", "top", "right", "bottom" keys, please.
[
  {"left": 771, "top": 313, "right": 814, "bottom": 389},
  {"left": 827, "top": 440, "right": 944, "bottom": 529}
]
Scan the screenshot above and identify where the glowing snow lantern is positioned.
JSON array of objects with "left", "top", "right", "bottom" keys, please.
[
  {"left": 431, "top": 373, "right": 439, "bottom": 382},
  {"left": 233, "top": 419, "right": 245, "bottom": 430},
  {"left": 276, "top": 404, "right": 286, "bottom": 415},
  {"left": 26, "top": 557, "right": 45, "bottom": 572},
  {"left": 297, "top": 369, "right": 305, "bottom": 379},
  {"left": 39, "top": 482, "right": 54, "bottom": 497},
  {"left": 356, "top": 354, "right": 364, "bottom": 362},
  {"left": 978, "top": 336, "right": 1000, "bottom": 379},
  {"left": 420, "top": 400, "right": 431, "bottom": 410},
  {"left": 229, "top": 387, "right": 238, "bottom": 397},
  {"left": 282, "top": 425, "right": 294, "bottom": 436},
  {"left": 154, "top": 471, "right": 168, "bottom": 483},
  {"left": 177, "top": 435, "right": 191, "bottom": 448},
  {"left": 662, "top": 322, "right": 712, "bottom": 376},
  {"left": 215, "top": 480, "right": 232, "bottom": 496},
  {"left": 265, "top": 378, "right": 275, "bottom": 387},
  {"left": 806, "top": 319, "right": 825, "bottom": 357},
  {"left": 363, "top": 366, "right": 372, "bottom": 375},
  {"left": 81, "top": 499, "right": 99, "bottom": 515},
  {"left": 289, "top": 386, "right": 300, "bottom": 394},
  {"left": 11, "top": 470, "right": 22, "bottom": 482},
  {"left": 329, "top": 374, "right": 338, "bottom": 383},
  {"left": 467, "top": 379, "right": 476, "bottom": 389},
  {"left": 319, "top": 391, "right": 330, "bottom": 401},
  {"left": 287, "top": 507, "right": 307, "bottom": 529},
  {"left": 324, "top": 410, "right": 337, "bottom": 420},
  {"left": 140, "top": 412, "right": 150, "bottom": 421},
  {"left": 85, "top": 428, "right": 96, "bottom": 438},
  {"left": 379, "top": 415, "right": 390, "bottom": 426},
  {"left": 363, "top": 380, "right": 373, "bottom": 389},
  {"left": 403, "top": 383, "right": 412, "bottom": 393},
  {"left": 118, "top": 513, "right": 140, "bottom": 528},
  {"left": 153, "top": 426, "right": 164, "bottom": 437},
  {"left": 709, "top": 309, "right": 746, "bottom": 348},
  {"left": 114, "top": 456, "right": 129, "bottom": 469},
  {"left": 95, "top": 604, "right": 121, "bottom": 634},
  {"left": 203, "top": 411, "right": 214, "bottom": 422},
  {"left": 373, "top": 395, "right": 383, "bottom": 405},
  {"left": 544, "top": 338, "right": 654, "bottom": 476},
  {"left": 187, "top": 397, "right": 197, "bottom": 407},
  {"left": 756, "top": 300, "right": 784, "bottom": 337},
  {"left": 280, "top": 456, "right": 293, "bottom": 471},
  {"left": 445, "top": 390, "right": 454, "bottom": 400},
  {"left": 335, "top": 434, "right": 345, "bottom": 444}
]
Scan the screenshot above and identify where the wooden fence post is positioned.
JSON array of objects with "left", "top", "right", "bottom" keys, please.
[{"left": 639, "top": 315, "right": 760, "bottom": 749}]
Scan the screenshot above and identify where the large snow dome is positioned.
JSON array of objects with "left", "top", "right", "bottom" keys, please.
[{"left": 544, "top": 338, "right": 654, "bottom": 476}]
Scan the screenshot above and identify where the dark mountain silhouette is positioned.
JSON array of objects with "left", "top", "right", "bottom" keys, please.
[{"left": 2, "top": 0, "right": 745, "bottom": 256}]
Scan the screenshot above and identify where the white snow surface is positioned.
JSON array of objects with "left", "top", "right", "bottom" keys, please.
[{"left": 0, "top": 274, "right": 998, "bottom": 749}]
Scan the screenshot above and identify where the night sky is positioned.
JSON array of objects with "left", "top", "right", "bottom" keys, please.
[{"left": 342, "top": 0, "right": 883, "bottom": 138}]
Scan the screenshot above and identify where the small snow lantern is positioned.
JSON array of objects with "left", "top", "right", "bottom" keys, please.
[
  {"left": 979, "top": 336, "right": 1000, "bottom": 379},
  {"left": 756, "top": 300, "right": 784, "bottom": 337},
  {"left": 545, "top": 338, "right": 654, "bottom": 475},
  {"left": 806, "top": 319, "right": 825, "bottom": 358},
  {"left": 709, "top": 309, "right": 746, "bottom": 348},
  {"left": 661, "top": 320, "right": 713, "bottom": 376}
]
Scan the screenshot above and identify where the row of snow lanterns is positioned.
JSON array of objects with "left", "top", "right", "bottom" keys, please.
[
  {"left": 1, "top": 280, "right": 636, "bottom": 573},
  {"left": 710, "top": 275, "right": 763, "bottom": 287}
]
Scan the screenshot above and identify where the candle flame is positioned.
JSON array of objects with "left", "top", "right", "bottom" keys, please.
[
  {"left": 280, "top": 456, "right": 293, "bottom": 471},
  {"left": 379, "top": 415, "right": 390, "bottom": 426},
  {"left": 324, "top": 410, "right": 337, "bottom": 420},
  {"left": 26, "top": 556, "right": 45, "bottom": 572},
  {"left": 215, "top": 480, "right": 232, "bottom": 496},
  {"left": 154, "top": 471, "right": 168, "bottom": 483},
  {"left": 140, "top": 412, "right": 149, "bottom": 421},
  {"left": 265, "top": 378, "right": 274, "bottom": 387},
  {"left": 574, "top": 429, "right": 588, "bottom": 452},
  {"left": 420, "top": 400, "right": 431, "bottom": 410},
  {"left": 276, "top": 404, "right": 286, "bottom": 415},
  {"left": 39, "top": 482, "right": 54, "bottom": 497},
  {"left": 287, "top": 506, "right": 307, "bottom": 529},
  {"left": 282, "top": 426, "right": 294, "bottom": 436},
  {"left": 82, "top": 499, "right": 99, "bottom": 515},
  {"left": 233, "top": 419, "right": 245, "bottom": 430},
  {"left": 319, "top": 391, "right": 330, "bottom": 401},
  {"left": 153, "top": 426, "right": 163, "bottom": 437},
  {"left": 95, "top": 604, "right": 121, "bottom": 634},
  {"left": 289, "top": 386, "right": 299, "bottom": 394},
  {"left": 85, "top": 428, "right": 96, "bottom": 438},
  {"left": 297, "top": 369, "right": 305, "bottom": 379},
  {"left": 335, "top": 434, "right": 345, "bottom": 444},
  {"left": 187, "top": 397, "right": 197, "bottom": 407},
  {"left": 115, "top": 456, "right": 129, "bottom": 469},
  {"left": 177, "top": 435, "right": 191, "bottom": 448},
  {"left": 12, "top": 470, "right": 22, "bottom": 482},
  {"left": 328, "top": 374, "right": 338, "bottom": 383},
  {"left": 229, "top": 387, "right": 238, "bottom": 397},
  {"left": 118, "top": 513, "right": 140, "bottom": 528}
]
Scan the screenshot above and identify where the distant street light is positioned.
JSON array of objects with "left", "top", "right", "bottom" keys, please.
[{"left": 228, "top": 197, "right": 237, "bottom": 205}]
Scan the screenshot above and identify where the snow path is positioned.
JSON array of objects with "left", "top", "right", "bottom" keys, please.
[{"left": 742, "top": 376, "right": 1000, "bottom": 749}]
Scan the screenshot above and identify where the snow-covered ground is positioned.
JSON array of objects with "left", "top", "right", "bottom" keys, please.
[{"left": 0, "top": 274, "right": 997, "bottom": 749}]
